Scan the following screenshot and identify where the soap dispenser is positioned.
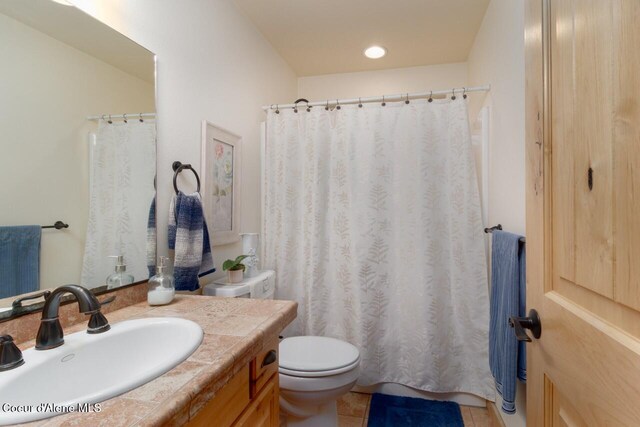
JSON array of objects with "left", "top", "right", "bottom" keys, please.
[
  {"left": 147, "top": 256, "right": 175, "bottom": 306},
  {"left": 106, "top": 255, "right": 135, "bottom": 289}
]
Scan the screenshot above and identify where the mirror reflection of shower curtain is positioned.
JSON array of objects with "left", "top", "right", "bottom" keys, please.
[
  {"left": 264, "top": 99, "right": 494, "bottom": 400},
  {"left": 81, "top": 119, "right": 156, "bottom": 288}
]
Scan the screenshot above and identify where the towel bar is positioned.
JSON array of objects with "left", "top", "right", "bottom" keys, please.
[
  {"left": 484, "top": 224, "right": 526, "bottom": 243},
  {"left": 42, "top": 221, "right": 68, "bottom": 230}
]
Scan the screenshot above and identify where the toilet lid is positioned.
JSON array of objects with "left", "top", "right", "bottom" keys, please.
[{"left": 279, "top": 336, "right": 360, "bottom": 374}]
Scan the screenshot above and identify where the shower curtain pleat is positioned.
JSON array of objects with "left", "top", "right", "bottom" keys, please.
[{"left": 263, "top": 99, "right": 494, "bottom": 401}]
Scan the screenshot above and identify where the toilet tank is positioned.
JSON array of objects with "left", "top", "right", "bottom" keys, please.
[
  {"left": 248, "top": 270, "right": 275, "bottom": 299},
  {"left": 203, "top": 270, "right": 275, "bottom": 299}
]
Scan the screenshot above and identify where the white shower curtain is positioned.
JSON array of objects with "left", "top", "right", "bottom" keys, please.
[
  {"left": 81, "top": 120, "right": 156, "bottom": 288},
  {"left": 263, "top": 99, "right": 494, "bottom": 400}
]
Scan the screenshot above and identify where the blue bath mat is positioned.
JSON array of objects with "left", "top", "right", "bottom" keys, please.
[{"left": 367, "top": 393, "right": 464, "bottom": 427}]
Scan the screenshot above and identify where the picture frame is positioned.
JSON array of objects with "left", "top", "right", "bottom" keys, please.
[{"left": 201, "top": 121, "right": 241, "bottom": 246}]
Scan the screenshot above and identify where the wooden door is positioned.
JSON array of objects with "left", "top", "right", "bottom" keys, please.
[{"left": 526, "top": 0, "right": 640, "bottom": 425}]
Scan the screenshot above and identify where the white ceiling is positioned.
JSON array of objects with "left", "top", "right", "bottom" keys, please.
[
  {"left": 233, "top": 0, "right": 491, "bottom": 76},
  {"left": 0, "top": 0, "right": 154, "bottom": 83}
]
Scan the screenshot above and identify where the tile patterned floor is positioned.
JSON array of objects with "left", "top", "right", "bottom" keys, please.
[{"left": 336, "top": 392, "right": 491, "bottom": 427}]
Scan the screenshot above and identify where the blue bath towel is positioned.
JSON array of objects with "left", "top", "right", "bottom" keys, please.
[
  {"left": 0, "top": 226, "right": 41, "bottom": 298},
  {"left": 489, "top": 230, "right": 526, "bottom": 414},
  {"left": 168, "top": 192, "right": 215, "bottom": 291}
]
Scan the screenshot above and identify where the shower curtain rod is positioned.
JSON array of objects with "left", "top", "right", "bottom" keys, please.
[
  {"left": 262, "top": 85, "right": 490, "bottom": 111},
  {"left": 86, "top": 112, "right": 156, "bottom": 121}
]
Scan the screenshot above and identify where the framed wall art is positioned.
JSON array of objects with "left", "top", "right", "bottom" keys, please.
[{"left": 201, "top": 121, "right": 241, "bottom": 246}]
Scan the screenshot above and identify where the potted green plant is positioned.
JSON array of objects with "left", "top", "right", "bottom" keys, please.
[{"left": 222, "top": 255, "right": 249, "bottom": 283}]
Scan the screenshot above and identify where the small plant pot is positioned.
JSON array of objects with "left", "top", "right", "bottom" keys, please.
[{"left": 228, "top": 269, "right": 244, "bottom": 283}]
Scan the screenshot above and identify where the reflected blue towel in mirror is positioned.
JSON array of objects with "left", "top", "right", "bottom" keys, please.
[{"left": 0, "top": 226, "right": 41, "bottom": 298}]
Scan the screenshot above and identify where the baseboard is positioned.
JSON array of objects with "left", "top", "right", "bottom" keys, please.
[{"left": 487, "top": 401, "right": 506, "bottom": 427}]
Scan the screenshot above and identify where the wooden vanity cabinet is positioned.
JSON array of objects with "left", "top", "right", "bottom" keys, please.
[
  {"left": 233, "top": 375, "right": 279, "bottom": 427},
  {"left": 187, "top": 337, "right": 280, "bottom": 427}
]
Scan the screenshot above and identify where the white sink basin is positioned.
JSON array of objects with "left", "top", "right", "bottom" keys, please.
[{"left": 0, "top": 317, "right": 203, "bottom": 425}]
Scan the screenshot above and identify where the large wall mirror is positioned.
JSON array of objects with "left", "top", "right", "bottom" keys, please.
[{"left": 0, "top": 0, "right": 157, "bottom": 319}]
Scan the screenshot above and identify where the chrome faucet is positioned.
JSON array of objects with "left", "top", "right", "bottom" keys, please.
[{"left": 36, "top": 285, "right": 111, "bottom": 350}]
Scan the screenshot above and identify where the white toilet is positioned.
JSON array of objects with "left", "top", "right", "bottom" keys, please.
[
  {"left": 278, "top": 336, "right": 360, "bottom": 426},
  {"left": 203, "top": 272, "right": 360, "bottom": 426}
]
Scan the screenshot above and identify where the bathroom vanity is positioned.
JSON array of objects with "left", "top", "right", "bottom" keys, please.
[
  {"left": 6, "top": 294, "right": 296, "bottom": 426},
  {"left": 187, "top": 336, "right": 281, "bottom": 427}
]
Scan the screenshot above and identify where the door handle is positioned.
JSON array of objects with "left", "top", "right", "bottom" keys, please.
[{"left": 509, "top": 309, "right": 542, "bottom": 342}]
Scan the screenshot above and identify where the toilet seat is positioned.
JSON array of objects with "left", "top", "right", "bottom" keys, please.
[
  {"left": 279, "top": 364, "right": 361, "bottom": 393},
  {"left": 278, "top": 336, "right": 361, "bottom": 423},
  {"left": 279, "top": 358, "right": 360, "bottom": 377},
  {"left": 279, "top": 336, "right": 360, "bottom": 378}
]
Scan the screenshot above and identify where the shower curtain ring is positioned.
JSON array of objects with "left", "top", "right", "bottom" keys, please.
[
  {"left": 428, "top": 91, "right": 433, "bottom": 103},
  {"left": 382, "top": 95, "right": 386, "bottom": 107},
  {"left": 108, "top": 114, "right": 113, "bottom": 124},
  {"left": 325, "top": 100, "right": 329, "bottom": 111},
  {"left": 139, "top": 113, "right": 144, "bottom": 122},
  {"left": 336, "top": 99, "right": 341, "bottom": 110},
  {"left": 451, "top": 89, "right": 456, "bottom": 101},
  {"left": 405, "top": 93, "right": 410, "bottom": 104},
  {"left": 463, "top": 87, "right": 467, "bottom": 99},
  {"left": 306, "top": 101, "right": 311, "bottom": 112},
  {"left": 275, "top": 105, "right": 280, "bottom": 114},
  {"left": 358, "top": 98, "right": 363, "bottom": 108},
  {"left": 123, "top": 113, "right": 128, "bottom": 123}
]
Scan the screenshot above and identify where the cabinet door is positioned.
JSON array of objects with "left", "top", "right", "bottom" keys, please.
[
  {"left": 250, "top": 337, "right": 279, "bottom": 398},
  {"left": 234, "top": 375, "right": 279, "bottom": 427},
  {"left": 187, "top": 366, "right": 250, "bottom": 427},
  {"left": 526, "top": 0, "right": 640, "bottom": 425}
]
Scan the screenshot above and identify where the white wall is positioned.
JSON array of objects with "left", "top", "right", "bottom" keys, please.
[
  {"left": 298, "top": 62, "right": 468, "bottom": 101},
  {"left": 467, "top": 1, "right": 526, "bottom": 426},
  {"left": 468, "top": 0, "right": 526, "bottom": 236},
  {"left": 0, "top": 12, "right": 154, "bottom": 292},
  {"left": 71, "top": 0, "right": 298, "bottom": 283}
]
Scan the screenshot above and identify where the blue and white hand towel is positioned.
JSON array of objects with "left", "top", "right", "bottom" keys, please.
[
  {"left": 168, "top": 191, "right": 215, "bottom": 291},
  {"left": 147, "top": 196, "right": 156, "bottom": 278},
  {"left": 489, "top": 230, "right": 526, "bottom": 414},
  {"left": 0, "top": 226, "right": 41, "bottom": 298}
]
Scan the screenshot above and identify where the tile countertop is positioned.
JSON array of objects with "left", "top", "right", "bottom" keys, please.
[{"left": 16, "top": 295, "right": 298, "bottom": 427}]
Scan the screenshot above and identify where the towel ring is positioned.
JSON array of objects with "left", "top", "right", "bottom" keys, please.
[{"left": 172, "top": 161, "right": 201, "bottom": 194}]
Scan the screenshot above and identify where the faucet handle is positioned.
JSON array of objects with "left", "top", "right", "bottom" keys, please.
[
  {"left": 12, "top": 290, "right": 52, "bottom": 308},
  {"left": 98, "top": 295, "right": 116, "bottom": 308},
  {"left": 0, "top": 335, "right": 24, "bottom": 371},
  {"left": 87, "top": 312, "right": 111, "bottom": 334},
  {"left": 87, "top": 296, "right": 115, "bottom": 335}
]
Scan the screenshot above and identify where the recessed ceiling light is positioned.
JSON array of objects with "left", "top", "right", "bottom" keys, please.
[
  {"left": 364, "top": 46, "right": 386, "bottom": 59},
  {"left": 51, "top": 0, "right": 73, "bottom": 5}
]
